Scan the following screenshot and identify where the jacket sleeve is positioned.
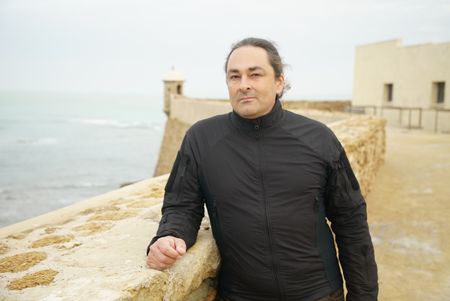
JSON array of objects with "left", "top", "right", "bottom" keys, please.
[
  {"left": 146, "top": 132, "right": 204, "bottom": 255},
  {"left": 325, "top": 142, "right": 379, "bottom": 301}
]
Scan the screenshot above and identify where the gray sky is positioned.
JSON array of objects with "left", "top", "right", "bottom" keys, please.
[{"left": 1, "top": 0, "right": 449, "bottom": 100}]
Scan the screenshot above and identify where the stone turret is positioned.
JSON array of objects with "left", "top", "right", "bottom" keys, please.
[{"left": 163, "top": 67, "right": 184, "bottom": 116}]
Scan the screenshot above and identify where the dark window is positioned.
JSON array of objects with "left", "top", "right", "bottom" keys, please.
[
  {"left": 436, "top": 82, "right": 445, "bottom": 104},
  {"left": 177, "top": 85, "right": 182, "bottom": 94},
  {"left": 384, "top": 83, "right": 393, "bottom": 102}
]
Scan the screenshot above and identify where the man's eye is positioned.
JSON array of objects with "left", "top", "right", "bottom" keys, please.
[
  {"left": 251, "top": 73, "right": 261, "bottom": 77},
  {"left": 229, "top": 75, "right": 240, "bottom": 80}
]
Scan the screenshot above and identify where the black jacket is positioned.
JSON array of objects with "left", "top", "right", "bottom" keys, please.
[{"left": 149, "top": 100, "right": 378, "bottom": 301}]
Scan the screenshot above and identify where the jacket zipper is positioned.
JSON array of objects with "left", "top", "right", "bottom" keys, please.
[{"left": 257, "top": 134, "right": 284, "bottom": 300}]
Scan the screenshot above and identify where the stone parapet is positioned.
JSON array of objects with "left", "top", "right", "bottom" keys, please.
[
  {"left": 283, "top": 100, "right": 351, "bottom": 112},
  {"left": 329, "top": 116, "right": 386, "bottom": 196},
  {"left": 169, "top": 96, "right": 230, "bottom": 125},
  {"left": 0, "top": 176, "right": 219, "bottom": 301}
]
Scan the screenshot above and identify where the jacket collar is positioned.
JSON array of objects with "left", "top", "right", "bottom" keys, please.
[{"left": 230, "top": 99, "right": 284, "bottom": 131}]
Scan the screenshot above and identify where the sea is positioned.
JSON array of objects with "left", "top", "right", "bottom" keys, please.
[{"left": 0, "top": 91, "right": 166, "bottom": 228}]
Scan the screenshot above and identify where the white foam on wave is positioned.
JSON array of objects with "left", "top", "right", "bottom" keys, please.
[
  {"left": 16, "top": 137, "right": 58, "bottom": 146},
  {"left": 77, "top": 181, "right": 109, "bottom": 188},
  {"left": 151, "top": 124, "right": 164, "bottom": 132},
  {"left": 69, "top": 118, "right": 154, "bottom": 129},
  {"left": 35, "top": 181, "right": 109, "bottom": 190}
]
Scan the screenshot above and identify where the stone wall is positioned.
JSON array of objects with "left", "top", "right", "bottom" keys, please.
[
  {"left": 0, "top": 176, "right": 219, "bottom": 301},
  {"left": 169, "top": 95, "right": 231, "bottom": 125},
  {"left": 283, "top": 100, "right": 351, "bottom": 112},
  {"left": 328, "top": 116, "right": 386, "bottom": 196},
  {"left": 0, "top": 112, "right": 385, "bottom": 300},
  {"left": 353, "top": 39, "right": 450, "bottom": 110}
]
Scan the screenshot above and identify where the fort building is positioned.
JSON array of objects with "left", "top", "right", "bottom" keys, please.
[{"left": 352, "top": 39, "right": 450, "bottom": 132}]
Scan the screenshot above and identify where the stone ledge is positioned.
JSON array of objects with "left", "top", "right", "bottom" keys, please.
[{"left": 0, "top": 176, "right": 219, "bottom": 301}]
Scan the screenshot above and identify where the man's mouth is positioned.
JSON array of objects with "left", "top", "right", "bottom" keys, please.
[{"left": 239, "top": 96, "right": 256, "bottom": 101}]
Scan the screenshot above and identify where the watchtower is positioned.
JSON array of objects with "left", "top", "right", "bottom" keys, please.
[{"left": 163, "top": 67, "right": 185, "bottom": 116}]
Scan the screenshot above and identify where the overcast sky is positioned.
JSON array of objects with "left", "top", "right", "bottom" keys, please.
[{"left": 1, "top": 0, "right": 449, "bottom": 100}]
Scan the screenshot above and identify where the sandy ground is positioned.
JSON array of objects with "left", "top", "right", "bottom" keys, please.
[{"left": 366, "top": 127, "right": 450, "bottom": 300}]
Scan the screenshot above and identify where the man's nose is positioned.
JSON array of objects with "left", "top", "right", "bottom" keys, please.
[{"left": 239, "top": 76, "right": 251, "bottom": 91}]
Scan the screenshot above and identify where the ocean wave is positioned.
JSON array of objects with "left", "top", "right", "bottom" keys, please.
[
  {"left": 55, "top": 197, "right": 79, "bottom": 205},
  {"left": 16, "top": 137, "right": 58, "bottom": 146},
  {"left": 77, "top": 181, "right": 109, "bottom": 188},
  {"left": 69, "top": 118, "right": 160, "bottom": 130},
  {"left": 33, "top": 181, "right": 109, "bottom": 190}
]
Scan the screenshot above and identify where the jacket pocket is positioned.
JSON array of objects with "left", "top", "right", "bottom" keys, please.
[
  {"left": 175, "top": 155, "right": 190, "bottom": 201},
  {"left": 314, "top": 195, "right": 327, "bottom": 248},
  {"left": 339, "top": 150, "right": 360, "bottom": 191},
  {"left": 210, "top": 201, "right": 224, "bottom": 246},
  {"left": 315, "top": 194, "right": 341, "bottom": 287},
  {"left": 165, "top": 151, "right": 182, "bottom": 192}
]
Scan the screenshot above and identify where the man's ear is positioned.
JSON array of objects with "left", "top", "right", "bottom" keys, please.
[{"left": 276, "top": 74, "right": 285, "bottom": 95}]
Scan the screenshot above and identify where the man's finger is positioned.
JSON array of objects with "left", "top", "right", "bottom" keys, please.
[
  {"left": 147, "top": 255, "right": 169, "bottom": 270},
  {"left": 146, "top": 236, "right": 187, "bottom": 271},
  {"left": 174, "top": 238, "right": 186, "bottom": 255},
  {"left": 157, "top": 241, "right": 180, "bottom": 259},
  {"left": 153, "top": 248, "right": 178, "bottom": 264}
]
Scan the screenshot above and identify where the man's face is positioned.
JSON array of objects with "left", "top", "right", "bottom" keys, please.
[{"left": 226, "top": 46, "right": 284, "bottom": 119}]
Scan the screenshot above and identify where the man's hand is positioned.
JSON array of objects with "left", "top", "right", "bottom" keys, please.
[{"left": 146, "top": 236, "right": 187, "bottom": 270}]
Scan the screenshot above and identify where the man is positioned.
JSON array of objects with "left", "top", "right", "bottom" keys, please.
[{"left": 147, "top": 37, "right": 378, "bottom": 301}]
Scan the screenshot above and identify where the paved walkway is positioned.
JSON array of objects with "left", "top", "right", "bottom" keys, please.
[{"left": 366, "top": 127, "right": 450, "bottom": 300}]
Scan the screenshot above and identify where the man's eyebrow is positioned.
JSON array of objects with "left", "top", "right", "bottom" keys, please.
[
  {"left": 227, "top": 69, "right": 240, "bottom": 74},
  {"left": 248, "top": 66, "right": 265, "bottom": 72},
  {"left": 227, "top": 66, "right": 265, "bottom": 74}
]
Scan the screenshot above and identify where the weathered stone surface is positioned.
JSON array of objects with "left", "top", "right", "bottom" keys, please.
[
  {"left": 6, "top": 229, "right": 33, "bottom": 240},
  {"left": 0, "top": 252, "right": 47, "bottom": 273},
  {"left": 0, "top": 242, "right": 9, "bottom": 255},
  {"left": 329, "top": 116, "right": 386, "bottom": 195},
  {"left": 31, "top": 235, "right": 74, "bottom": 248},
  {"left": 87, "top": 209, "right": 139, "bottom": 222},
  {"left": 72, "top": 222, "right": 113, "bottom": 236},
  {"left": 7, "top": 269, "right": 58, "bottom": 290},
  {"left": 283, "top": 100, "right": 351, "bottom": 111},
  {"left": 43, "top": 227, "right": 59, "bottom": 234},
  {"left": 0, "top": 176, "right": 220, "bottom": 301}
]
